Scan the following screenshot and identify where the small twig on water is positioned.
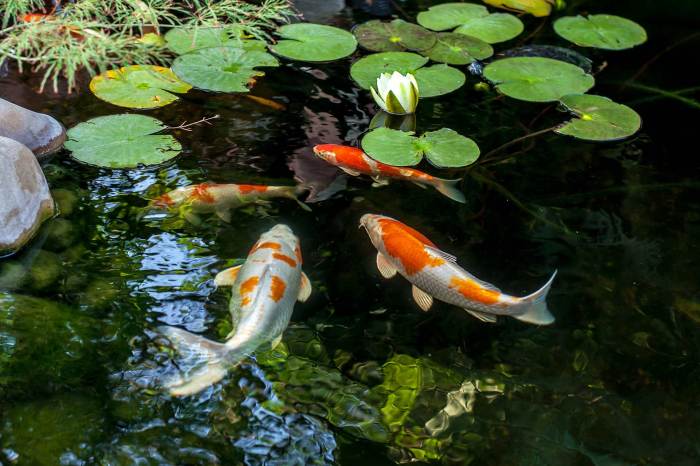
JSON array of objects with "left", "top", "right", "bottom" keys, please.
[
  {"left": 480, "top": 125, "right": 561, "bottom": 163},
  {"left": 167, "top": 114, "right": 220, "bottom": 132}
]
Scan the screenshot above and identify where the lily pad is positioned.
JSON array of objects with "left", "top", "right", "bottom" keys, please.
[
  {"left": 417, "top": 3, "right": 489, "bottom": 31},
  {"left": 353, "top": 19, "right": 436, "bottom": 52},
  {"left": 417, "top": 3, "right": 523, "bottom": 44},
  {"left": 555, "top": 94, "right": 641, "bottom": 141},
  {"left": 414, "top": 64, "right": 466, "bottom": 98},
  {"left": 454, "top": 13, "right": 524, "bottom": 44},
  {"left": 483, "top": 57, "right": 594, "bottom": 102},
  {"left": 172, "top": 46, "right": 279, "bottom": 93},
  {"left": 89, "top": 65, "right": 192, "bottom": 109},
  {"left": 483, "top": 0, "right": 555, "bottom": 17},
  {"left": 422, "top": 32, "right": 493, "bottom": 65},
  {"left": 553, "top": 14, "right": 647, "bottom": 50},
  {"left": 65, "top": 114, "right": 181, "bottom": 168},
  {"left": 270, "top": 23, "right": 357, "bottom": 62},
  {"left": 165, "top": 27, "right": 266, "bottom": 55},
  {"left": 361, "top": 127, "right": 479, "bottom": 167},
  {"left": 500, "top": 45, "right": 593, "bottom": 73}
]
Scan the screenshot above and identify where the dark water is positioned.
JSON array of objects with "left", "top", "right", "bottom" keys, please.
[{"left": 2, "top": 1, "right": 700, "bottom": 464}]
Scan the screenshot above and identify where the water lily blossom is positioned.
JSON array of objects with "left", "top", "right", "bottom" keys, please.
[{"left": 370, "top": 71, "right": 419, "bottom": 115}]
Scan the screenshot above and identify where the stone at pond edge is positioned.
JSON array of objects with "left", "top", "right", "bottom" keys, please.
[
  {"left": 0, "top": 137, "right": 55, "bottom": 257},
  {"left": 0, "top": 97, "right": 66, "bottom": 158}
]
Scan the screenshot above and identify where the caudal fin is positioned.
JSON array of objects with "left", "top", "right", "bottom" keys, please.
[
  {"left": 431, "top": 178, "right": 466, "bottom": 204},
  {"left": 158, "top": 326, "right": 242, "bottom": 396},
  {"left": 280, "top": 186, "right": 312, "bottom": 212},
  {"left": 513, "top": 271, "right": 557, "bottom": 325}
]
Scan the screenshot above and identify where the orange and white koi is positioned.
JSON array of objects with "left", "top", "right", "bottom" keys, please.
[
  {"left": 150, "top": 183, "right": 310, "bottom": 222},
  {"left": 359, "top": 214, "right": 556, "bottom": 325},
  {"left": 158, "top": 224, "right": 312, "bottom": 396},
  {"left": 313, "top": 144, "right": 466, "bottom": 203}
]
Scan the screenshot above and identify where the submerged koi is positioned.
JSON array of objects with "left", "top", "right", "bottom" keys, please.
[
  {"left": 313, "top": 144, "right": 465, "bottom": 203},
  {"left": 359, "top": 214, "right": 556, "bottom": 325},
  {"left": 150, "top": 183, "right": 310, "bottom": 222},
  {"left": 158, "top": 224, "right": 312, "bottom": 396}
]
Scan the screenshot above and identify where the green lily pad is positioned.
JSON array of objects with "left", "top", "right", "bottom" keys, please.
[
  {"left": 361, "top": 127, "right": 479, "bottom": 167},
  {"left": 483, "top": 57, "right": 595, "bottom": 102},
  {"left": 172, "top": 46, "right": 279, "bottom": 93},
  {"left": 270, "top": 23, "right": 357, "bottom": 62},
  {"left": 65, "top": 115, "right": 181, "bottom": 168},
  {"left": 553, "top": 14, "right": 647, "bottom": 50},
  {"left": 417, "top": 3, "right": 523, "bottom": 43},
  {"left": 555, "top": 94, "right": 641, "bottom": 141},
  {"left": 417, "top": 3, "right": 489, "bottom": 31},
  {"left": 89, "top": 65, "right": 192, "bottom": 109},
  {"left": 353, "top": 19, "right": 436, "bottom": 52},
  {"left": 454, "top": 13, "right": 524, "bottom": 44},
  {"left": 483, "top": 0, "right": 555, "bottom": 17},
  {"left": 414, "top": 64, "right": 466, "bottom": 98},
  {"left": 165, "top": 27, "right": 266, "bottom": 55},
  {"left": 422, "top": 32, "right": 493, "bottom": 65}
]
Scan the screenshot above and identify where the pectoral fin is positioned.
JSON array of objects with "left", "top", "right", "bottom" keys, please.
[
  {"left": 271, "top": 334, "right": 283, "bottom": 349},
  {"left": 215, "top": 208, "right": 232, "bottom": 222},
  {"left": 465, "top": 309, "right": 498, "bottom": 323},
  {"left": 214, "top": 265, "right": 242, "bottom": 287},
  {"left": 371, "top": 176, "right": 390, "bottom": 187},
  {"left": 376, "top": 253, "right": 397, "bottom": 279},
  {"left": 412, "top": 285, "right": 434, "bottom": 312},
  {"left": 298, "top": 272, "right": 312, "bottom": 302},
  {"left": 340, "top": 167, "right": 362, "bottom": 176}
]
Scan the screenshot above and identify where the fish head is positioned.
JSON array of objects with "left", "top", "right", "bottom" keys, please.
[
  {"left": 312, "top": 144, "right": 340, "bottom": 164},
  {"left": 150, "top": 187, "right": 188, "bottom": 209},
  {"left": 359, "top": 214, "right": 388, "bottom": 247},
  {"left": 260, "top": 224, "right": 299, "bottom": 250}
]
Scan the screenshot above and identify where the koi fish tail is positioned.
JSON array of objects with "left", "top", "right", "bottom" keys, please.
[
  {"left": 513, "top": 271, "right": 557, "bottom": 325},
  {"left": 158, "top": 326, "right": 243, "bottom": 396},
  {"left": 280, "top": 186, "right": 312, "bottom": 212},
  {"left": 430, "top": 177, "right": 466, "bottom": 204}
]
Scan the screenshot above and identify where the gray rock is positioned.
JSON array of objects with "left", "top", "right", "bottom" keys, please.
[
  {"left": 0, "top": 97, "right": 65, "bottom": 157},
  {"left": 0, "top": 136, "right": 55, "bottom": 256}
]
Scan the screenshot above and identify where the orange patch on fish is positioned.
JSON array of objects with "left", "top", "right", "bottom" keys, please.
[
  {"left": 192, "top": 184, "right": 216, "bottom": 203},
  {"left": 241, "top": 296, "right": 252, "bottom": 306},
  {"left": 449, "top": 276, "right": 501, "bottom": 305},
  {"left": 319, "top": 145, "right": 373, "bottom": 173},
  {"left": 250, "top": 241, "right": 281, "bottom": 254},
  {"left": 273, "top": 253, "right": 297, "bottom": 268},
  {"left": 153, "top": 193, "right": 175, "bottom": 208},
  {"left": 270, "top": 275, "right": 286, "bottom": 302},
  {"left": 239, "top": 276, "right": 259, "bottom": 296},
  {"left": 238, "top": 185, "right": 268, "bottom": 195},
  {"left": 22, "top": 13, "right": 53, "bottom": 22},
  {"left": 377, "top": 218, "right": 444, "bottom": 275}
]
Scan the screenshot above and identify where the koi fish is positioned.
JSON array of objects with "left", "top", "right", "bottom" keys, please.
[
  {"left": 359, "top": 214, "right": 556, "bottom": 325},
  {"left": 158, "top": 224, "right": 312, "bottom": 396},
  {"left": 150, "top": 183, "right": 310, "bottom": 223},
  {"left": 312, "top": 144, "right": 466, "bottom": 203}
]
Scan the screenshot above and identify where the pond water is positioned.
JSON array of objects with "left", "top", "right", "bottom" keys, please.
[{"left": 2, "top": 1, "right": 700, "bottom": 465}]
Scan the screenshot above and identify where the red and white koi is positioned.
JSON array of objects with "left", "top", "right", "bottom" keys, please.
[
  {"left": 312, "top": 144, "right": 466, "bottom": 203},
  {"left": 359, "top": 214, "right": 556, "bottom": 325},
  {"left": 159, "top": 224, "right": 312, "bottom": 396},
  {"left": 150, "top": 183, "right": 310, "bottom": 222}
]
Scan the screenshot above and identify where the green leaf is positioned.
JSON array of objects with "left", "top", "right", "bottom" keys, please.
[
  {"left": 417, "top": 3, "right": 489, "bottom": 31},
  {"left": 172, "top": 46, "right": 279, "bottom": 93},
  {"left": 483, "top": 0, "right": 555, "bottom": 17},
  {"left": 553, "top": 14, "right": 647, "bottom": 51},
  {"left": 422, "top": 32, "right": 493, "bottom": 65},
  {"left": 353, "top": 19, "right": 436, "bottom": 52},
  {"left": 414, "top": 64, "right": 466, "bottom": 98},
  {"left": 555, "top": 94, "right": 642, "bottom": 141},
  {"left": 165, "top": 26, "right": 266, "bottom": 55},
  {"left": 89, "top": 65, "right": 192, "bottom": 109},
  {"left": 483, "top": 57, "right": 595, "bottom": 102},
  {"left": 350, "top": 52, "right": 428, "bottom": 90},
  {"left": 270, "top": 23, "right": 357, "bottom": 62},
  {"left": 64, "top": 115, "right": 181, "bottom": 168},
  {"left": 454, "top": 12, "right": 524, "bottom": 44},
  {"left": 361, "top": 127, "right": 422, "bottom": 166},
  {"left": 421, "top": 128, "right": 480, "bottom": 168}
]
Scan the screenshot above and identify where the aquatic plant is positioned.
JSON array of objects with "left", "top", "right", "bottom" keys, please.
[{"left": 370, "top": 72, "right": 420, "bottom": 115}]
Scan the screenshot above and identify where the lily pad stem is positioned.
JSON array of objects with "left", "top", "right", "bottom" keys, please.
[
  {"left": 166, "top": 114, "right": 220, "bottom": 132},
  {"left": 481, "top": 124, "right": 561, "bottom": 162}
]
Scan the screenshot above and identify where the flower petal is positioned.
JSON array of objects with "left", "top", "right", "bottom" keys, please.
[
  {"left": 384, "top": 90, "right": 406, "bottom": 114},
  {"left": 370, "top": 86, "right": 388, "bottom": 112}
]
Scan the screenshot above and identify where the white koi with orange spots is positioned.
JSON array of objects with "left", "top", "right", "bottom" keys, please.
[
  {"left": 360, "top": 214, "right": 556, "bottom": 325},
  {"left": 158, "top": 225, "right": 312, "bottom": 396}
]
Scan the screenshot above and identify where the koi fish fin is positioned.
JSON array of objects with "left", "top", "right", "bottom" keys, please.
[
  {"left": 376, "top": 253, "right": 397, "bottom": 278},
  {"left": 466, "top": 309, "right": 498, "bottom": 323},
  {"left": 158, "top": 326, "right": 239, "bottom": 396},
  {"left": 411, "top": 181, "right": 428, "bottom": 189},
  {"left": 424, "top": 246, "right": 457, "bottom": 263},
  {"left": 513, "top": 270, "right": 557, "bottom": 325},
  {"left": 412, "top": 285, "right": 434, "bottom": 312},
  {"left": 183, "top": 211, "right": 203, "bottom": 225},
  {"left": 271, "top": 334, "right": 283, "bottom": 349},
  {"left": 340, "top": 167, "right": 362, "bottom": 176},
  {"left": 298, "top": 272, "right": 312, "bottom": 302},
  {"left": 214, "top": 265, "right": 242, "bottom": 288},
  {"left": 431, "top": 177, "right": 466, "bottom": 204},
  {"left": 371, "top": 176, "right": 390, "bottom": 187},
  {"left": 215, "top": 208, "right": 232, "bottom": 223},
  {"left": 279, "top": 186, "right": 312, "bottom": 212}
]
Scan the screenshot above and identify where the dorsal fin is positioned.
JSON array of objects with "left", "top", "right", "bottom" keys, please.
[{"left": 424, "top": 246, "right": 457, "bottom": 263}]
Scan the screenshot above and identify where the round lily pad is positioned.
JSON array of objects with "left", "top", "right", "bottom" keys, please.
[
  {"left": 269, "top": 23, "right": 357, "bottom": 62},
  {"left": 361, "top": 127, "right": 422, "bottom": 166},
  {"left": 553, "top": 14, "right": 647, "bottom": 50},
  {"left": 555, "top": 94, "right": 641, "bottom": 141},
  {"left": 165, "top": 27, "right": 266, "bottom": 55},
  {"left": 65, "top": 114, "right": 181, "bottom": 168},
  {"left": 483, "top": 0, "right": 554, "bottom": 17},
  {"left": 172, "top": 46, "right": 279, "bottom": 93},
  {"left": 417, "top": 3, "right": 489, "bottom": 31},
  {"left": 422, "top": 32, "right": 493, "bottom": 65},
  {"left": 89, "top": 65, "right": 192, "bottom": 109},
  {"left": 500, "top": 45, "right": 593, "bottom": 74},
  {"left": 454, "top": 13, "right": 524, "bottom": 44},
  {"left": 350, "top": 52, "right": 428, "bottom": 90},
  {"left": 420, "top": 128, "right": 480, "bottom": 168},
  {"left": 414, "top": 64, "right": 466, "bottom": 98},
  {"left": 353, "top": 19, "right": 436, "bottom": 52},
  {"left": 483, "top": 57, "right": 595, "bottom": 102}
]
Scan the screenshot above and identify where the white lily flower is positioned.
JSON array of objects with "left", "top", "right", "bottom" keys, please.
[{"left": 370, "top": 71, "right": 419, "bottom": 115}]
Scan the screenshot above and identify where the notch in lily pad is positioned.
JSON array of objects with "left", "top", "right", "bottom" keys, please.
[
  {"left": 269, "top": 23, "right": 357, "bottom": 62},
  {"left": 89, "top": 65, "right": 192, "bottom": 109},
  {"left": 555, "top": 94, "right": 641, "bottom": 141},
  {"left": 422, "top": 32, "right": 493, "bottom": 65},
  {"left": 353, "top": 19, "right": 436, "bottom": 52},
  {"left": 554, "top": 14, "right": 647, "bottom": 50},
  {"left": 362, "top": 127, "right": 480, "bottom": 167},
  {"left": 165, "top": 26, "right": 266, "bottom": 55},
  {"left": 417, "top": 3, "right": 524, "bottom": 44},
  {"left": 65, "top": 114, "right": 182, "bottom": 168}
]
